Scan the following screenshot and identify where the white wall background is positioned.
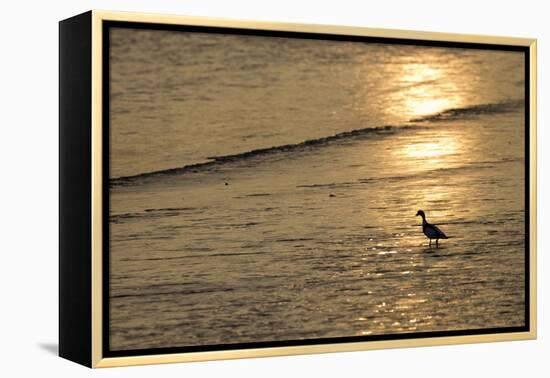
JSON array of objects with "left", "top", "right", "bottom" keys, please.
[{"left": 0, "top": 0, "right": 546, "bottom": 376}]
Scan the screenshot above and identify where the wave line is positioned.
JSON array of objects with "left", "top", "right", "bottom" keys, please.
[
  {"left": 110, "top": 124, "right": 421, "bottom": 187},
  {"left": 409, "top": 99, "right": 523, "bottom": 122}
]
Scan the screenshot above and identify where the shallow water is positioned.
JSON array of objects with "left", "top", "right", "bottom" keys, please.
[
  {"left": 108, "top": 28, "right": 526, "bottom": 351},
  {"left": 110, "top": 28, "right": 523, "bottom": 179}
]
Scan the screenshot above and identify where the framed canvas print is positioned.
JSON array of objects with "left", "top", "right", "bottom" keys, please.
[{"left": 59, "top": 10, "right": 537, "bottom": 368}]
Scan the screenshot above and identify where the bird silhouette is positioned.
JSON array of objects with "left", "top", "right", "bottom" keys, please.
[{"left": 416, "top": 210, "right": 448, "bottom": 247}]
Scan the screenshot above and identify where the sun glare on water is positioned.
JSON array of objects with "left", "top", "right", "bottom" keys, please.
[
  {"left": 403, "top": 138, "right": 459, "bottom": 159},
  {"left": 407, "top": 98, "right": 451, "bottom": 118},
  {"left": 394, "top": 62, "right": 463, "bottom": 120},
  {"left": 394, "top": 133, "right": 464, "bottom": 173}
]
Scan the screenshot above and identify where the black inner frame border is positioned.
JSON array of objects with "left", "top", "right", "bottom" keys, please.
[{"left": 102, "top": 20, "right": 531, "bottom": 358}]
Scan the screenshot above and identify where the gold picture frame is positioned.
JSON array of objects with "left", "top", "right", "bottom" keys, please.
[{"left": 59, "top": 10, "right": 537, "bottom": 368}]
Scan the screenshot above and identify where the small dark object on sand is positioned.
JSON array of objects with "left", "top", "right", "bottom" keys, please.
[
  {"left": 329, "top": 194, "right": 336, "bottom": 197},
  {"left": 224, "top": 182, "right": 229, "bottom": 186}
]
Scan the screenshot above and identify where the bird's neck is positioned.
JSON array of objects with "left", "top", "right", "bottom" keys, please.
[{"left": 421, "top": 216, "right": 427, "bottom": 225}]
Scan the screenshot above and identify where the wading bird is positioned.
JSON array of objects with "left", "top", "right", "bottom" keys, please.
[{"left": 416, "top": 210, "right": 448, "bottom": 247}]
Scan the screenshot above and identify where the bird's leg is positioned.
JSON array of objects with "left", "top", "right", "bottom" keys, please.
[
  {"left": 436, "top": 239, "right": 439, "bottom": 247},
  {"left": 429, "top": 239, "right": 432, "bottom": 248}
]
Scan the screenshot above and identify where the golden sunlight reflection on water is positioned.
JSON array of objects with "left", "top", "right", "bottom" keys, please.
[
  {"left": 394, "top": 132, "right": 463, "bottom": 173},
  {"left": 403, "top": 137, "right": 459, "bottom": 160},
  {"left": 108, "top": 33, "right": 527, "bottom": 347},
  {"left": 390, "top": 129, "right": 469, "bottom": 229},
  {"left": 387, "top": 61, "right": 464, "bottom": 120}
]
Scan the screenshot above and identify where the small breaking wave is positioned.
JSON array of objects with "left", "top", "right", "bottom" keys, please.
[
  {"left": 110, "top": 99, "right": 524, "bottom": 187},
  {"left": 409, "top": 99, "right": 523, "bottom": 122},
  {"left": 110, "top": 124, "right": 423, "bottom": 187}
]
